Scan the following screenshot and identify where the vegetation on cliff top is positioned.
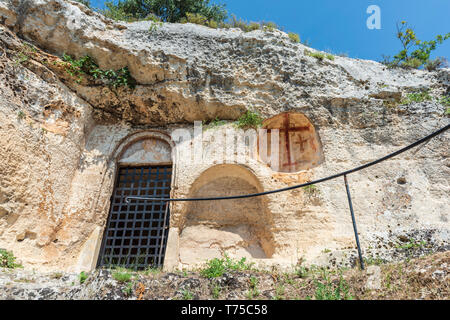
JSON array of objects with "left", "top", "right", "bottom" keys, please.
[
  {"left": 72, "top": 2, "right": 448, "bottom": 72},
  {"left": 72, "top": 0, "right": 301, "bottom": 43},
  {"left": 382, "top": 21, "right": 449, "bottom": 70}
]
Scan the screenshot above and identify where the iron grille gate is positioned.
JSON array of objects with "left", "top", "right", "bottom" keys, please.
[{"left": 97, "top": 165, "right": 172, "bottom": 269}]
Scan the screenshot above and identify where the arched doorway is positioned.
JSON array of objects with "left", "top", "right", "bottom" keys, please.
[
  {"left": 261, "top": 112, "right": 324, "bottom": 172},
  {"left": 97, "top": 135, "right": 173, "bottom": 269},
  {"left": 179, "top": 164, "right": 274, "bottom": 266}
]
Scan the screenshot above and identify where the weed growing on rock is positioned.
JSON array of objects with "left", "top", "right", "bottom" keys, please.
[
  {"left": 304, "top": 49, "right": 334, "bottom": 61},
  {"left": 249, "top": 276, "right": 258, "bottom": 288},
  {"left": 182, "top": 289, "right": 194, "bottom": 300},
  {"left": 211, "top": 283, "right": 221, "bottom": 299},
  {"left": 0, "top": 249, "right": 22, "bottom": 269},
  {"left": 203, "top": 117, "right": 227, "bottom": 130},
  {"left": 122, "top": 281, "right": 134, "bottom": 296},
  {"left": 79, "top": 271, "right": 88, "bottom": 284},
  {"left": 302, "top": 184, "right": 319, "bottom": 195},
  {"left": 401, "top": 89, "right": 432, "bottom": 105},
  {"left": 200, "top": 253, "right": 254, "bottom": 278},
  {"left": 235, "top": 109, "right": 263, "bottom": 129},
  {"left": 14, "top": 52, "right": 29, "bottom": 66},
  {"left": 288, "top": 32, "right": 300, "bottom": 43},
  {"left": 395, "top": 239, "right": 427, "bottom": 250},
  {"left": 17, "top": 110, "right": 25, "bottom": 120},
  {"left": 263, "top": 22, "right": 278, "bottom": 32},
  {"left": 326, "top": 53, "right": 335, "bottom": 61},
  {"left": 61, "top": 54, "right": 136, "bottom": 89}
]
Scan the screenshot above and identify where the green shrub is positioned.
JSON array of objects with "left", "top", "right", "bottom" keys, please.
[
  {"left": 101, "top": 0, "right": 227, "bottom": 23},
  {"left": 200, "top": 253, "right": 254, "bottom": 278},
  {"left": 235, "top": 109, "right": 263, "bottom": 129},
  {"left": 383, "top": 21, "right": 450, "bottom": 69},
  {"left": 326, "top": 53, "right": 335, "bottom": 61},
  {"left": 61, "top": 54, "right": 136, "bottom": 89},
  {"left": 288, "top": 32, "right": 300, "bottom": 43},
  {"left": 0, "top": 249, "right": 22, "bottom": 269}
]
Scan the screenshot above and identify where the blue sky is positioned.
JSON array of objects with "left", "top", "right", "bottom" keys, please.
[{"left": 90, "top": 0, "right": 450, "bottom": 62}]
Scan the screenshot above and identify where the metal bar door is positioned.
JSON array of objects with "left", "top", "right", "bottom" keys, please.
[{"left": 97, "top": 165, "right": 172, "bottom": 269}]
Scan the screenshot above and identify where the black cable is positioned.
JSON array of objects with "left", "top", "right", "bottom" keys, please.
[{"left": 126, "top": 123, "right": 449, "bottom": 203}]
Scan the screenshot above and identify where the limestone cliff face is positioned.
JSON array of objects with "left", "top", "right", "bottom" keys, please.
[{"left": 0, "top": 0, "right": 448, "bottom": 271}]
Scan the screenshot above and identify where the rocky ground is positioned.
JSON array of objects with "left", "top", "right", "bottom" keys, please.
[{"left": 0, "top": 250, "right": 448, "bottom": 300}]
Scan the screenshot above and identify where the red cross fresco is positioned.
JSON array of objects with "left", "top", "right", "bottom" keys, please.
[{"left": 266, "top": 113, "right": 311, "bottom": 170}]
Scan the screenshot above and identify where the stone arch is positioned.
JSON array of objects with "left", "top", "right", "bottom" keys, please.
[
  {"left": 93, "top": 130, "right": 176, "bottom": 269},
  {"left": 260, "top": 112, "right": 324, "bottom": 173},
  {"left": 179, "top": 164, "right": 274, "bottom": 266},
  {"left": 111, "top": 130, "right": 175, "bottom": 167}
]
